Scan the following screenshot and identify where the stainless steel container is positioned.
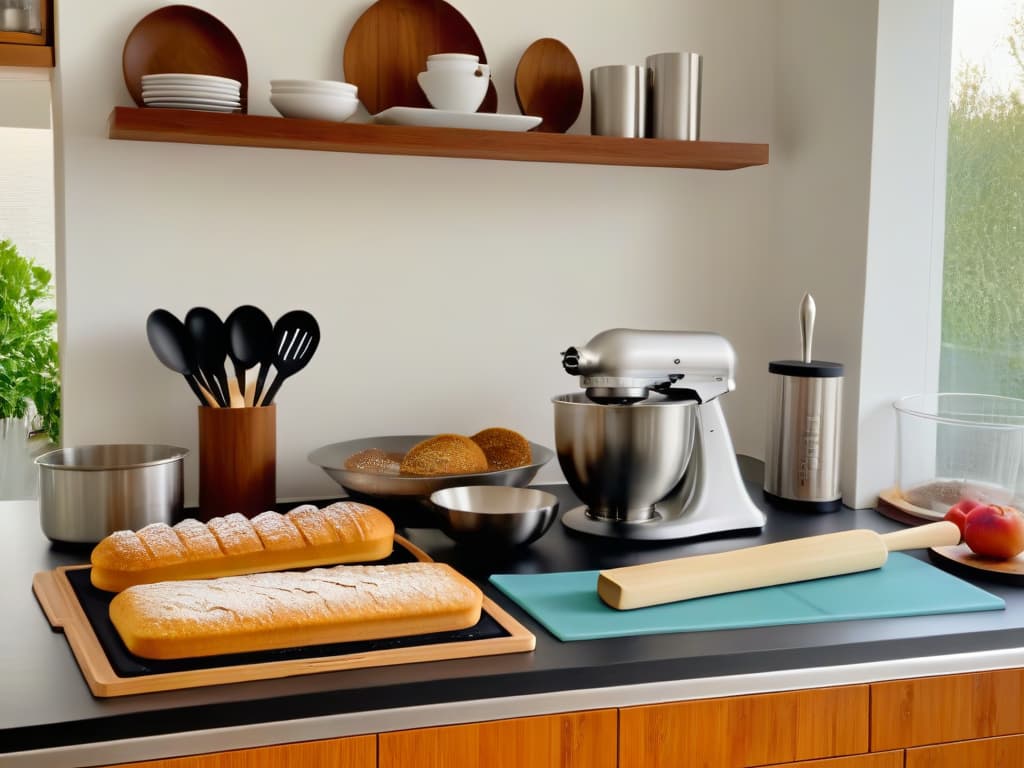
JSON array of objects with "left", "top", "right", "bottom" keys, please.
[
  {"left": 645, "top": 52, "right": 702, "bottom": 140},
  {"left": 590, "top": 65, "right": 647, "bottom": 137},
  {"left": 553, "top": 393, "right": 696, "bottom": 522},
  {"left": 37, "top": 444, "right": 188, "bottom": 544},
  {"left": 430, "top": 485, "right": 560, "bottom": 548},
  {"left": 763, "top": 362, "right": 843, "bottom": 510}
]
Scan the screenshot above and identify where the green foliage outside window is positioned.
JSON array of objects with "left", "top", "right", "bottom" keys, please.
[{"left": 0, "top": 237, "right": 60, "bottom": 443}]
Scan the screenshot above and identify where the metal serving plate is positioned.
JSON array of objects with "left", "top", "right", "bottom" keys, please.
[{"left": 309, "top": 435, "right": 554, "bottom": 500}]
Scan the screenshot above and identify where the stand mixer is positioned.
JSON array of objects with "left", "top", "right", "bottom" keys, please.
[{"left": 553, "top": 328, "right": 766, "bottom": 540}]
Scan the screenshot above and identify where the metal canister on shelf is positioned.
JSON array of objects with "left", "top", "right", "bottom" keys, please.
[
  {"left": 645, "top": 52, "right": 702, "bottom": 140},
  {"left": 590, "top": 64, "right": 646, "bottom": 137}
]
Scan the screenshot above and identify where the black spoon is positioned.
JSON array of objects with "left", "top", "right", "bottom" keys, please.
[
  {"left": 184, "top": 307, "right": 230, "bottom": 408},
  {"left": 145, "top": 309, "right": 208, "bottom": 406},
  {"left": 225, "top": 305, "right": 273, "bottom": 407},
  {"left": 258, "top": 310, "right": 321, "bottom": 406}
]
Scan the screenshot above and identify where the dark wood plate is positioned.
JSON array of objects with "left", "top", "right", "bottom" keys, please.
[
  {"left": 514, "top": 38, "right": 583, "bottom": 133},
  {"left": 122, "top": 4, "right": 248, "bottom": 111},
  {"left": 343, "top": 0, "right": 497, "bottom": 114},
  {"left": 929, "top": 543, "right": 1024, "bottom": 585}
]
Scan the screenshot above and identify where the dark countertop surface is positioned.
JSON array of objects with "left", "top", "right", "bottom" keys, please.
[{"left": 4, "top": 457, "right": 1024, "bottom": 756}]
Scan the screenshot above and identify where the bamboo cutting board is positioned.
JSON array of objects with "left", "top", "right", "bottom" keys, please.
[{"left": 32, "top": 536, "right": 534, "bottom": 697}]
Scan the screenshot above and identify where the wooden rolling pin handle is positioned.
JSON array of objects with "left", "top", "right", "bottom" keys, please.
[{"left": 879, "top": 521, "right": 960, "bottom": 551}]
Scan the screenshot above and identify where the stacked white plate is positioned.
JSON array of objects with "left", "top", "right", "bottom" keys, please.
[
  {"left": 142, "top": 73, "right": 242, "bottom": 113},
  {"left": 270, "top": 79, "right": 359, "bottom": 122}
]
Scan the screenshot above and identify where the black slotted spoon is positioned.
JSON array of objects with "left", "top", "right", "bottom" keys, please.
[{"left": 256, "top": 310, "right": 321, "bottom": 406}]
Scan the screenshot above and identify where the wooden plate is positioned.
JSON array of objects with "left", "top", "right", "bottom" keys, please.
[
  {"left": 122, "top": 5, "right": 248, "bottom": 111},
  {"left": 876, "top": 487, "right": 946, "bottom": 523},
  {"left": 343, "top": 0, "right": 497, "bottom": 115},
  {"left": 514, "top": 38, "right": 583, "bottom": 133},
  {"left": 929, "top": 543, "right": 1024, "bottom": 585}
]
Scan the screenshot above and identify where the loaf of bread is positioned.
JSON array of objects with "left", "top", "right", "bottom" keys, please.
[
  {"left": 399, "top": 434, "right": 489, "bottom": 476},
  {"left": 109, "top": 562, "right": 483, "bottom": 659},
  {"left": 90, "top": 502, "right": 394, "bottom": 592},
  {"left": 471, "top": 427, "right": 533, "bottom": 470}
]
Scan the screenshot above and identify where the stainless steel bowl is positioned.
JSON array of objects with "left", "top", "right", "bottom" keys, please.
[
  {"left": 553, "top": 393, "right": 696, "bottom": 522},
  {"left": 308, "top": 435, "right": 554, "bottom": 500},
  {"left": 36, "top": 444, "right": 188, "bottom": 544},
  {"left": 429, "top": 485, "right": 559, "bottom": 547}
]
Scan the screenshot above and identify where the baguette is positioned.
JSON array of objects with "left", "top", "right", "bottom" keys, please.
[
  {"left": 90, "top": 502, "right": 394, "bottom": 592},
  {"left": 109, "top": 562, "right": 483, "bottom": 659}
]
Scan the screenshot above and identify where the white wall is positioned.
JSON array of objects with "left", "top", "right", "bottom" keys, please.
[{"left": 51, "top": 0, "right": 884, "bottom": 507}]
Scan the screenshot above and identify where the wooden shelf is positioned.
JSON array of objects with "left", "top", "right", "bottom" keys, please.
[
  {"left": 108, "top": 107, "right": 769, "bottom": 170},
  {"left": 0, "top": 43, "right": 52, "bottom": 68}
]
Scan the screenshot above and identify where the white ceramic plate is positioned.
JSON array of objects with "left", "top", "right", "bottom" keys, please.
[
  {"left": 144, "top": 95, "right": 241, "bottom": 107},
  {"left": 142, "top": 83, "right": 240, "bottom": 95},
  {"left": 142, "top": 73, "right": 241, "bottom": 88},
  {"left": 142, "top": 88, "right": 240, "bottom": 101},
  {"left": 143, "top": 102, "right": 241, "bottom": 113},
  {"left": 373, "top": 107, "right": 541, "bottom": 132}
]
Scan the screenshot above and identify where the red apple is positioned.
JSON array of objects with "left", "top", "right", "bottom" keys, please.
[
  {"left": 964, "top": 504, "right": 1024, "bottom": 559},
  {"left": 944, "top": 499, "right": 982, "bottom": 541}
]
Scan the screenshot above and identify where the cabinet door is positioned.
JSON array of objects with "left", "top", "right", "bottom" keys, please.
[
  {"left": 378, "top": 709, "right": 617, "bottom": 768},
  {"left": 95, "top": 735, "right": 375, "bottom": 768},
  {"left": 619, "top": 685, "right": 869, "bottom": 768},
  {"left": 872, "top": 668, "right": 1024, "bottom": 750},
  {"left": 907, "top": 733, "right": 1024, "bottom": 767},
  {"left": 757, "top": 753, "right": 902, "bottom": 768}
]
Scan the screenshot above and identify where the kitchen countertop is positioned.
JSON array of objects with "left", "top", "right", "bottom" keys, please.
[{"left": 4, "top": 457, "right": 1024, "bottom": 767}]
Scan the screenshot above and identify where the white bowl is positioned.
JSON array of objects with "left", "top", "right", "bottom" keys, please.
[
  {"left": 417, "top": 69, "right": 489, "bottom": 113},
  {"left": 270, "top": 92, "right": 359, "bottom": 122},
  {"left": 271, "top": 86, "right": 358, "bottom": 98},
  {"left": 270, "top": 79, "right": 357, "bottom": 96},
  {"left": 427, "top": 53, "right": 478, "bottom": 63}
]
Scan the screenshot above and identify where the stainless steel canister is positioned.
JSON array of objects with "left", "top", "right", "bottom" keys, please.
[
  {"left": 763, "top": 361, "right": 843, "bottom": 511},
  {"left": 645, "top": 52, "right": 702, "bottom": 140},
  {"left": 37, "top": 444, "right": 188, "bottom": 544},
  {"left": 590, "top": 65, "right": 647, "bottom": 137}
]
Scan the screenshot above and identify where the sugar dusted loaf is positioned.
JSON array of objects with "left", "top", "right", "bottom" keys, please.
[
  {"left": 90, "top": 502, "right": 394, "bottom": 592},
  {"left": 109, "top": 562, "right": 483, "bottom": 659}
]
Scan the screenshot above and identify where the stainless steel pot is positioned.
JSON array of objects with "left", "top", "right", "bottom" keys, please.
[{"left": 36, "top": 444, "right": 188, "bottom": 544}]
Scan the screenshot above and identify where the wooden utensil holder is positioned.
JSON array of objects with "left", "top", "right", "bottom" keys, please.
[{"left": 198, "top": 405, "right": 276, "bottom": 521}]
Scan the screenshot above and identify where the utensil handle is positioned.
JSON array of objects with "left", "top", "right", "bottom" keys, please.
[
  {"left": 800, "top": 292, "right": 815, "bottom": 364},
  {"left": 252, "top": 362, "right": 270, "bottom": 407},
  {"left": 193, "top": 378, "right": 220, "bottom": 408},
  {"left": 185, "top": 376, "right": 210, "bottom": 406},
  {"left": 232, "top": 362, "right": 247, "bottom": 406},
  {"left": 879, "top": 521, "right": 960, "bottom": 551},
  {"left": 259, "top": 373, "right": 285, "bottom": 407}
]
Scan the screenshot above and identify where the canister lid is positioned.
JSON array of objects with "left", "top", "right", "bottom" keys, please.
[{"left": 768, "top": 359, "right": 844, "bottom": 378}]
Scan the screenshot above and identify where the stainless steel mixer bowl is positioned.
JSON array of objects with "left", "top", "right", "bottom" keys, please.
[
  {"left": 430, "top": 485, "right": 559, "bottom": 548},
  {"left": 552, "top": 393, "right": 697, "bottom": 522}
]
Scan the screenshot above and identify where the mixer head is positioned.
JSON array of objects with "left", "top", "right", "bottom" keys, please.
[{"left": 561, "top": 328, "right": 737, "bottom": 405}]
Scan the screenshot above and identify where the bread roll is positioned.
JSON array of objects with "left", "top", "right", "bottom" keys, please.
[
  {"left": 400, "top": 434, "right": 488, "bottom": 476},
  {"left": 90, "top": 502, "right": 394, "bottom": 592},
  {"left": 471, "top": 427, "right": 533, "bottom": 470},
  {"left": 109, "top": 562, "right": 483, "bottom": 659}
]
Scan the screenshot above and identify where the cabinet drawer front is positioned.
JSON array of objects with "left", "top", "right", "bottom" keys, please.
[
  {"left": 755, "top": 753, "right": 901, "bottom": 768},
  {"left": 95, "top": 735, "right": 376, "bottom": 768},
  {"left": 872, "top": 668, "right": 1024, "bottom": 749},
  {"left": 619, "top": 685, "right": 869, "bottom": 768},
  {"left": 907, "top": 733, "right": 1024, "bottom": 768},
  {"left": 379, "top": 709, "right": 617, "bottom": 768}
]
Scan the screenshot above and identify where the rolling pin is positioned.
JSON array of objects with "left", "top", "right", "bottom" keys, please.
[{"left": 598, "top": 521, "right": 960, "bottom": 610}]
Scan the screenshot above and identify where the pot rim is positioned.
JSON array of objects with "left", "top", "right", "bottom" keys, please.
[{"left": 35, "top": 444, "right": 189, "bottom": 471}]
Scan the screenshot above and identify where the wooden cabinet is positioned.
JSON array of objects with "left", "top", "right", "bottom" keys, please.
[
  {"left": 379, "top": 709, "right": 616, "bottom": 768},
  {"left": 757, "top": 754, "right": 902, "bottom": 768},
  {"left": 871, "top": 668, "right": 1024, "bottom": 750},
  {"left": 97, "top": 735, "right": 375, "bottom": 768},
  {"left": 906, "top": 734, "right": 1024, "bottom": 767},
  {"left": 618, "top": 685, "right": 869, "bottom": 768}
]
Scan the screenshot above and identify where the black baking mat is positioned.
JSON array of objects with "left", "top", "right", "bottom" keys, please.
[{"left": 66, "top": 544, "right": 509, "bottom": 678}]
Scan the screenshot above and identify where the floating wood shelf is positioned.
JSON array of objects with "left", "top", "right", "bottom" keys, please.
[
  {"left": 108, "top": 107, "right": 769, "bottom": 170},
  {"left": 0, "top": 43, "right": 52, "bottom": 68}
]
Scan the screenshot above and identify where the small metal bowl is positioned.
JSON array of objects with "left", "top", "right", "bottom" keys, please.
[{"left": 429, "top": 485, "right": 559, "bottom": 548}]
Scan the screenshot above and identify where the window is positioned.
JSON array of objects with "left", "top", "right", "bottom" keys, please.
[{"left": 940, "top": 1, "right": 1024, "bottom": 395}]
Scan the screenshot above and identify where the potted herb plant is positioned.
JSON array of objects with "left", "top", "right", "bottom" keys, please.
[{"left": 0, "top": 237, "right": 59, "bottom": 497}]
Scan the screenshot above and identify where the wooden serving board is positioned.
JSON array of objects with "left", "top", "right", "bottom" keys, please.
[
  {"left": 877, "top": 487, "right": 945, "bottom": 524},
  {"left": 32, "top": 535, "right": 534, "bottom": 697},
  {"left": 929, "top": 543, "right": 1024, "bottom": 585}
]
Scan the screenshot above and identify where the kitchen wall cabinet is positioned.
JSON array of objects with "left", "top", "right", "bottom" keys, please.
[
  {"left": 379, "top": 709, "right": 616, "bottom": 768},
  {"left": 95, "top": 735, "right": 376, "bottom": 768},
  {"left": 618, "top": 685, "right": 869, "bottom": 768},
  {"left": 871, "top": 668, "right": 1024, "bottom": 749},
  {"left": 905, "top": 734, "right": 1024, "bottom": 768}
]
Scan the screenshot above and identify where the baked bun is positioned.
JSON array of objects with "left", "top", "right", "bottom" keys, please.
[
  {"left": 399, "top": 434, "right": 488, "bottom": 476},
  {"left": 471, "top": 427, "right": 533, "bottom": 470}
]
